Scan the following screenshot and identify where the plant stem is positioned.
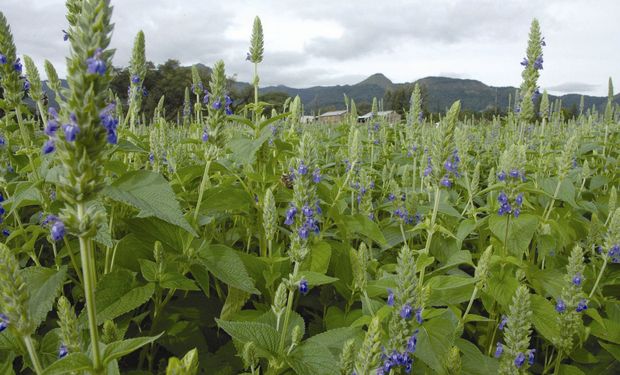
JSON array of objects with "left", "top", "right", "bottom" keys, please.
[
  {"left": 462, "top": 286, "right": 479, "bottom": 323},
  {"left": 589, "top": 256, "right": 608, "bottom": 299},
  {"left": 23, "top": 335, "right": 43, "bottom": 375},
  {"left": 78, "top": 203, "right": 102, "bottom": 373},
  {"left": 553, "top": 350, "right": 563, "bottom": 375},
  {"left": 193, "top": 160, "right": 212, "bottom": 221},
  {"left": 419, "top": 187, "right": 441, "bottom": 287},
  {"left": 278, "top": 262, "right": 300, "bottom": 354}
]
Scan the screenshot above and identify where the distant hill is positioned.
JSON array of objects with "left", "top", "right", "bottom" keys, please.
[
  {"left": 39, "top": 66, "right": 616, "bottom": 115},
  {"left": 261, "top": 74, "right": 617, "bottom": 114}
]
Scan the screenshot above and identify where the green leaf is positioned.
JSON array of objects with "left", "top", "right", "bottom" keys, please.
[
  {"left": 305, "top": 241, "right": 331, "bottom": 274},
  {"left": 5, "top": 180, "right": 42, "bottom": 216},
  {"left": 102, "top": 170, "right": 196, "bottom": 236},
  {"left": 558, "top": 364, "right": 585, "bottom": 375},
  {"left": 102, "top": 333, "right": 163, "bottom": 364},
  {"left": 42, "top": 353, "right": 93, "bottom": 375},
  {"left": 427, "top": 276, "right": 476, "bottom": 306},
  {"left": 199, "top": 244, "right": 260, "bottom": 295},
  {"left": 200, "top": 185, "right": 252, "bottom": 213},
  {"left": 488, "top": 214, "right": 538, "bottom": 257},
  {"left": 21, "top": 266, "right": 67, "bottom": 329},
  {"left": 599, "top": 340, "right": 620, "bottom": 361},
  {"left": 81, "top": 270, "right": 155, "bottom": 325},
  {"left": 456, "top": 338, "right": 498, "bottom": 375},
  {"left": 298, "top": 271, "right": 338, "bottom": 287},
  {"left": 287, "top": 341, "right": 339, "bottom": 375},
  {"left": 216, "top": 319, "right": 280, "bottom": 357},
  {"left": 341, "top": 214, "right": 386, "bottom": 246},
  {"left": 530, "top": 295, "right": 561, "bottom": 343},
  {"left": 415, "top": 310, "right": 458, "bottom": 373}
]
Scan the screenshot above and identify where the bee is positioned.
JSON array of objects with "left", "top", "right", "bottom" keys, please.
[{"left": 280, "top": 172, "right": 294, "bottom": 189}]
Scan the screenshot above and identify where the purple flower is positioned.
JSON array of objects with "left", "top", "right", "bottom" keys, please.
[
  {"left": 388, "top": 193, "right": 395, "bottom": 202},
  {"left": 0, "top": 314, "right": 8, "bottom": 332},
  {"left": 45, "top": 119, "right": 60, "bottom": 136},
  {"left": 13, "top": 58, "right": 22, "bottom": 73},
  {"left": 201, "top": 130, "right": 209, "bottom": 142},
  {"left": 533, "top": 55, "right": 543, "bottom": 70},
  {"left": 555, "top": 299, "right": 566, "bottom": 313},
  {"left": 509, "top": 169, "right": 520, "bottom": 179},
  {"left": 514, "top": 352, "right": 526, "bottom": 368},
  {"left": 299, "top": 279, "right": 309, "bottom": 295},
  {"left": 541, "top": 37, "right": 546, "bottom": 46},
  {"left": 515, "top": 193, "right": 523, "bottom": 206},
  {"left": 246, "top": 52, "right": 251, "bottom": 61},
  {"left": 499, "top": 315, "right": 508, "bottom": 330},
  {"left": 576, "top": 299, "right": 588, "bottom": 312},
  {"left": 440, "top": 176, "right": 452, "bottom": 188},
  {"left": 498, "top": 171, "right": 507, "bottom": 181},
  {"left": 302, "top": 205, "right": 313, "bottom": 217},
  {"left": 225, "top": 95, "right": 233, "bottom": 106},
  {"left": 572, "top": 273, "right": 582, "bottom": 287},
  {"left": 520, "top": 58, "right": 528, "bottom": 67},
  {"left": 528, "top": 349, "right": 536, "bottom": 365},
  {"left": 2, "top": 229, "right": 9, "bottom": 237},
  {"left": 0, "top": 206, "right": 4, "bottom": 216},
  {"left": 58, "top": 344, "right": 68, "bottom": 359},
  {"left": 86, "top": 48, "right": 106, "bottom": 76},
  {"left": 23, "top": 80, "right": 30, "bottom": 91},
  {"left": 212, "top": 99, "right": 222, "bottom": 110},
  {"left": 50, "top": 220, "right": 65, "bottom": 241},
  {"left": 225, "top": 106, "right": 233, "bottom": 115},
  {"left": 202, "top": 91, "right": 210, "bottom": 104},
  {"left": 495, "top": 342, "right": 503, "bottom": 358},
  {"left": 99, "top": 104, "right": 119, "bottom": 144},
  {"left": 298, "top": 162, "right": 308, "bottom": 176},
  {"left": 407, "top": 330, "right": 419, "bottom": 353},
  {"left": 513, "top": 208, "right": 521, "bottom": 218},
  {"left": 0, "top": 53, "right": 6, "bottom": 64},
  {"left": 42, "top": 139, "right": 55, "bottom": 154},
  {"left": 415, "top": 307, "right": 423, "bottom": 324},
  {"left": 387, "top": 288, "right": 395, "bottom": 306},
  {"left": 312, "top": 168, "right": 321, "bottom": 183},
  {"left": 63, "top": 124, "right": 80, "bottom": 142},
  {"left": 284, "top": 206, "right": 297, "bottom": 226},
  {"left": 62, "top": 30, "right": 69, "bottom": 41},
  {"left": 131, "top": 74, "right": 140, "bottom": 84},
  {"left": 400, "top": 304, "right": 413, "bottom": 320}
]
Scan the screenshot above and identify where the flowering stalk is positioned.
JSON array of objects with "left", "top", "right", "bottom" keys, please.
[
  {"left": 248, "top": 16, "right": 264, "bottom": 124},
  {"left": 589, "top": 208, "right": 620, "bottom": 298},
  {"left": 497, "top": 285, "right": 533, "bottom": 375}
]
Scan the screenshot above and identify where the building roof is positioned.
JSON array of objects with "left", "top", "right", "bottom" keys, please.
[
  {"left": 358, "top": 110, "right": 398, "bottom": 119},
  {"left": 319, "top": 110, "right": 348, "bottom": 117}
]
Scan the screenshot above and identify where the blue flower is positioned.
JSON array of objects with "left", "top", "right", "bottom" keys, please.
[
  {"left": 45, "top": 119, "right": 60, "bottom": 136},
  {"left": 23, "top": 80, "right": 30, "bottom": 91},
  {"left": 86, "top": 48, "right": 106, "bottom": 76},
  {"left": 58, "top": 344, "right": 68, "bottom": 359},
  {"left": 63, "top": 124, "right": 80, "bottom": 142},
  {"left": 440, "top": 176, "right": 451, "bottom": 188},
  {"left": 514, "top": 352, "right": 526, "bottom": 368},
  {"left": 284, "top": 206, "right": 297, "bottom": 226},
  {"left": 513, "top": 208, "right": 520, "bottom": 218},
  {"left": 0, "top": 53, "right": 6, "bottom": 64},
  {"left": 13, "top": 58, "right": 22, "bottom": 73},
  {"left": 99, "top": 104, "right": 119, "bottom": 144},
  {"left": 509, "top": 169, "right": 520, "bottom": 179},
  {"left": 520, "top": 58, "right": 528, "bottom": 67},
  {"left": 203, "top": 91, "right": 210, "bottom": 104},
  {"left": 515, "top": 193, "right": 523, "bottom": 206},
  {"left": 298, "top": 162, "right": 308, "bottom": 176},
  {"left": 494, "top": 342, "right": 503, "bottom": 358},
  {"left": 576, "top": 299, "right": 588, "bottom": 312},
  {"left": 62, "top": 30, "right": 69, "bottom": 41},
  {"left": 201, "top": 130, "right": 209, "bottom": 142},
  {"left": 541, "top": 37, "right": 546, "bottom": 46},
  {"left": 312, "top": 169, "right": 321, "bottom": 183},
  {"left": 42, "top": 139, "right": 55, "bottom": 154},
  {"left": 407, "top": 330, "right": 419, "bottom": 353},
  {"left": 528, "top": 349, "right": 536, "bottom": 365},
  {"left": 225, "top": 95, "right": 233, "bottom": 106},
  {"left": 388, "top": 193, "right": 395, "bottom": 202},
  {"left": 498, "top": 171, "right": 507, "bottom": 181},
  {"left": 2, "top": 229, "right": 9, "bottom": 237},
  {"left": 51, "top": 220, "right": 65, "bottom": 241},
  {"left": 212, "top": 99, "right": 222, "bottom": 110},
  {"left": 131, "top": 74, "right": 140, "bottom": 84},
  {"left": 246, "top": 52, "right": 251, "bottom": 61},
  {"left": 299, "top": 279, "right": 309, "bottom": 295},
  {"left": 499, "top": 315, "right": 508, "bottom": 330},
  {"left": 572, "top": 273, "right": 582, "bottom": 287},
  {"left": 387, "top": 288, "right": 395, "bottom": 306},
  {"left": 415, "top": 307, "right": 423, "bottom": 324},
  {"left": 302, "top": 205, "right": 313, "bottom": 218},
  {"left": 533, "top": 55, "right": 543, "bottom": 70},
  {"left": 400, "top": 304, "right": 413, "bottom": 320},
  {"left": 0, "top": 314, "right": 8, "bottom": 332},
  {"left": 555, "top": 299, "right": 566, "bottom": 313},
  {"left": 0, "top": 193, "right": 3, "bottom": 203},
  {"left": 225, "top": 106, "right": 233, "bottom": 115}
]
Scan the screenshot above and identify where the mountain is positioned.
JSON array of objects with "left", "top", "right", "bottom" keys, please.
[{"left": 261, "top": 75, "right": 617, "bottom": 114}]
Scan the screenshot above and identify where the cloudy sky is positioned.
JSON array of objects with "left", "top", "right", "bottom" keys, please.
[{"left": 2, "top": 0, "right": 618, "bottom": 96}]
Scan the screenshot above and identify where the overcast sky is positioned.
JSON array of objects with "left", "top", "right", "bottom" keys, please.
[{"left": 2, "top": 0, "right": 618, "bottom": 96}]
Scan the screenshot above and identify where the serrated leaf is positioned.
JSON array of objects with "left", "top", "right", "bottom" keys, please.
[
  {"left": 216, "top": 319, "right": 279, "bottom": 357},
  {"left": 21, "top": 266, "right": 67, "bottom": 329},
  {"left": 102, "top": 333, "right": 163, "bottom": 364},
  {"left": 287, "top": 341, "right": 338, "bottom": 375},
  {"left": 298, "top": 271, "right": 338, "bottom": 287},
  {"left": 103, "top": 170, "right": 196, "bottom": 236},
  {"left": 341, "top": 214, "right": 386, "bottom": 245},
  {"left": 488, "top": 214, "right": 538, "bottom": 257},
  {"left": 42, "top": 353, "right": 93, "bottom": 375},
  {"left": 531, "top": 295, "right": 561, "bottom": 343},
  {"left": 199, "top": 244, "right": 260, "bottom": 295},
  {"left": 415, "top": 310, "right": 458, "bottom": 373}
]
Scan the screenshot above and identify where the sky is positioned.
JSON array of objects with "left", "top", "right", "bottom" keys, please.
[{"left": 2, "top": 0, "right": 618, "bottom": 97}]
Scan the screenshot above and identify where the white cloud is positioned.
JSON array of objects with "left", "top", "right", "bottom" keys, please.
[{"left": 1, "top": 0, "right": 618, "bottom": 95}]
